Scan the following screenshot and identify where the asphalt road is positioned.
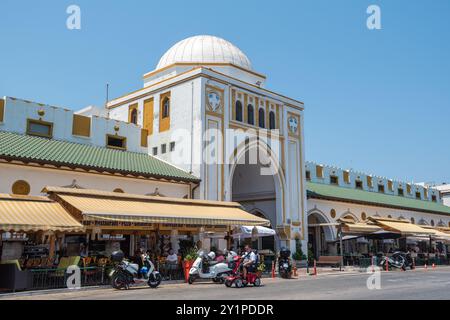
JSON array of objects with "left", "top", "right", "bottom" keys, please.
[{"left": 2, "top": 268, "right": 450, "bottom": 300}]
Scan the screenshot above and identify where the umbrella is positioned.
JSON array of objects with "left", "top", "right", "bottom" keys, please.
[{"left": 232, "top": 226, "right": 276, "bottom": 239}]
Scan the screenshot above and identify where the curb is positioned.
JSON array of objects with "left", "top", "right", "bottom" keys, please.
[
  {"left": 2, "top": 266, "right": 449, "bottom": 298},
  {"left": 0, "top": 280, "right": 186, "bottom": 298}
]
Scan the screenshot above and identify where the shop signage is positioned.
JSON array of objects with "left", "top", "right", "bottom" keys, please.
[
  {"left": 82, "top": 220, "right": 156, "bottom": 228},
  {"left": 99, "top": 234, "right": 125, "bottom": 241},
  {"left": 1, "top": 232, "right": 29, "bottom": 241}
]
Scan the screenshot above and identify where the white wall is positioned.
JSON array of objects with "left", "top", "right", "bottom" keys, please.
[
  {"left": 0, "top": 162, "right": 190, "bottom": 198},
  {"left": 143, "top": 64, "right": 266, "bottom": 88},
  {"left": 106, "top": 63, "right": 307, "bottom": 253},
  {"left": 443, "top": 195, "right": 450, "bottom": 207},
  {"left": 306, "top": 161, "right": 441, "bottom": 203},
  {"left": 108, "top": 78, "right": 204, "bottom": 177},
  {"left": 1, "top": 97, "right": 146, "bottom": 153}
]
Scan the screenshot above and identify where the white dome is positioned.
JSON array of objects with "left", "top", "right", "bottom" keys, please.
[{"left": 156, "top": 35, "right": 252, "bottom": 71}]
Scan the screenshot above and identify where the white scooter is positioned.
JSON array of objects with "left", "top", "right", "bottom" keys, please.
[
  {"left": 109, "top": 251, "right": 162, "bottom": 290},
  {"left": 188, "top": 250, "right": 235, "bottom": 284}
]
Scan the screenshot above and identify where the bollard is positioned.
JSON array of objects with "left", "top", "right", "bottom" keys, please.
[
  {"left": 293, "top": 265, "right": 298, "bottom": 277},
  {"left": 385, "top": 258, "right": 389, "bottom": 272},
  {"left": 412, "top": 257, "right": 416, "bottom": 270},
  {"left": 371, "top": 256, "right": 375, "bottom": 273},
  {"left": 424, "top": 263, "right": 427, "bottom": 270},
  {"left": 313, "top": 259, "right": 317, "bottom": 276},
  {"left": 432, "top": 263, "right": 436, "bottom": 269},
  {"left": 271, "top": 261, "right": 275, "bottom": 278}
]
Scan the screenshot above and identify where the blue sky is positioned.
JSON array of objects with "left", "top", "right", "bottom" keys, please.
[{"left": 1, "top": 0, "right": 449, "bottom": 184}]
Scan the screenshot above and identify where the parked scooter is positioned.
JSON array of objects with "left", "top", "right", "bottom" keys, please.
[
  {"left": 278, "top": 247, "right": 293, "bottom": 279},
  {"left": 188, "top": 250, "right": 233, "bottom": 284},
  {"left": 378, "top": 252, "right": 407, "bottom": 271},
  {"left": 392, "top": 251, "right": 415, "bottom": 270},
  {"left": 109, "top": 251, "right": 162, "bottom": 290}
]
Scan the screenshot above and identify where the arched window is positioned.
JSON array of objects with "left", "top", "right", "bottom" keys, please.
[
  {"left": 431, "top": 219, "right": 435, "bottom": 227},
  {"left": 235, "top": 101, "right": 243, "bottom": 122},
  {"left": 247, "top": 104, "right": 254, "bottom": 125},
  {"left": 269, "top": 111, "right": 276, "bottom": 129},
  {"left": 12, "top": 180, "right": 30, "bottom": 195},
  {"left": 361, "top": 212, "right": 367, "bottom": 221},
  {"left": 130, "top": 109, "right": 138, "bottom": 125},
  {"left": 418, "top": 218, "right": 428, "bottom": 225},
  {"left": 258, "top": 108, "right": 265, "bottom": 128},
  {"left": 411, "top": 217, "right": 415, "bottom": 224},
  {"left": 162, "top": 97, "right": 170, "bottom": 118}
]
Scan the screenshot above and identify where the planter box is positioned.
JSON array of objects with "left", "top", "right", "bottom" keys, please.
[{"left": 183, "top": 260, "right": 194, "bottom": 282}]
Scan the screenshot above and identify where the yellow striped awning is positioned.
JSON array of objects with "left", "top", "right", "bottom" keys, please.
[
  {"left": 368, "top": 217, "right": 434, "bottom": 236},
  {"left": 420, "top": 226, "right": 450, "bottom": 240},
  {"left": 438, "top": 227, "right": 450, "bottom": 234},
  {"left": 44, "top": 188, "right": 270, "bottom": 227},
  {"left": 0, "top": 194, "right": 84, "bottom": 232}
]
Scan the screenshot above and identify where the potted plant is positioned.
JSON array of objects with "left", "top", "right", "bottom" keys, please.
[
  {"left": 307, "top": 249, "right": 315, "bottom": 266},
  {"left": 183, "top": 247, "right": 198, "bottom": 263},
  {"left": 182, "top": 247, "right": 198, "bottom": 282},
  {"left": 256, "top": 262, "right": 266, "bottom": 277},
  {"left": 292, "top": 240, "right": 308, "bottom": 268}
]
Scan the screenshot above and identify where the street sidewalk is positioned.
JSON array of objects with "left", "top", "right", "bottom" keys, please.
[{"left": 2, "top": 265, "right": 450, "bottom": 299}]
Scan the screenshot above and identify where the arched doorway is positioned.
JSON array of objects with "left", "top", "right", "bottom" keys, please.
[
  {"left": 307, "top": 210, "right": 336, "bottom": 259},
  {"left": 230, "top": 140, "right": 284, "bottom": 252}
]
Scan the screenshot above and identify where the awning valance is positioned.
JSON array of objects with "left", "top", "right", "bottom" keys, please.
[
  {"left": 0, "top": 194, "right": 84, "bottom": 232},
  {"left": 46, "top": 188, "right": 270, "bottom": 227},
  {"left": 368, "top": 217, "right": 434, "bottom": 236}
]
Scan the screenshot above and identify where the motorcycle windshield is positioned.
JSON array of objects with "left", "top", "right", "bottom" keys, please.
[{"left": 197, "top": 250, "right": 206, "bottom": 257}]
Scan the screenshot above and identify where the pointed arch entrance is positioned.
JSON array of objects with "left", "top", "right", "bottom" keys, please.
[{"left": 229, "top": 139, "right": 285, "bottom": 251}]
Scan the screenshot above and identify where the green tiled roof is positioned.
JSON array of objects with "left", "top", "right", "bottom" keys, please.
[
  {"left": 307, "top": 182, "right": 450, "bottom": 216},
  {"left": 0, "top": 131, "right": 199, "bottom": 183}
]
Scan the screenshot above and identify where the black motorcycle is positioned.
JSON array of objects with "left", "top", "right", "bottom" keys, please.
[{"left": 278, "top": 247, "right": 292, "bottom": 279}]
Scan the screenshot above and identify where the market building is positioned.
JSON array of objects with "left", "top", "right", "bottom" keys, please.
[
  {"left": 1, "top": 34, "right": 449, "bottom": 288},
  {"left": 305, "top": 162, "right": 450, "bottom": 265},
  {"left": 0, "top": 35, "right": 305, "bottom": 270},
  {"left": 101, "top": 35, "right": 306, "bottom": 252},
  {"left": 0, "top": 96, "right": 270, "bottom": 263}
]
